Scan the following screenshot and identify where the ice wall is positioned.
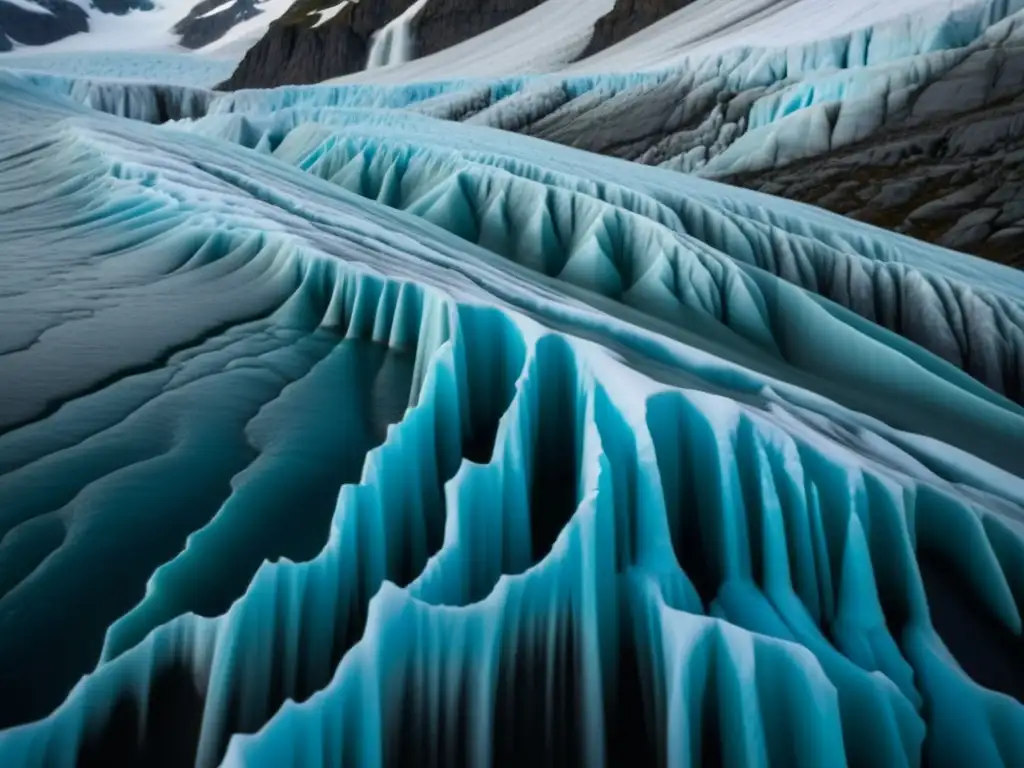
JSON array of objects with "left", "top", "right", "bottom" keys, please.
[
  {"left": 188, "top": 104, "right": 1024, "bottom": 412},
  {"left": 12, "top": 71, "right": 214, "bottom": 121},
  {"left": 0, "top": 57, "right": 1022, "bottom": 768}
]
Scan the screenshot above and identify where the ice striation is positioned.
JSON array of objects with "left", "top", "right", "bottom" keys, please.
[
  {"left": 0, "top": 40, "right": 1023, "bottom": 768},
  {"left": 14, "top": 71, "right": 214, "bottom": 120},
  {"left": 253, "top": 0, "right": 1024, "bottom": 265},
  {"left": 0, "top": 51, "right": 237, "bottom": 88},
  {"left": 183, "top": 102, "right": 1024, "bottom": 408}
]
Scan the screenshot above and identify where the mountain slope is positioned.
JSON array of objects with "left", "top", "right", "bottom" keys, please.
[
  {"left": 220, "top": 0, "right": 612, "bottom": 89},
  {"left": 0, "top": 0, "right": 301, "bottom": 63},
  {"left": 0, "top": 0, "right": 89, "bottom": 52}
]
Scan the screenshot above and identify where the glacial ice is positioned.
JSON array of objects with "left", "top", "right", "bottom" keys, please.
[
  {"left": 309, "top": 0, "right": 1024, "bottom": 185},
  {"left": 0, "top": 6, "right": 1023, "bottom": 765},
  {"left": 13, "top": 71, "right": 214, "bottom": 120},
  {"left": 0, "top": 51, "right": 237, "bottom": 87}
]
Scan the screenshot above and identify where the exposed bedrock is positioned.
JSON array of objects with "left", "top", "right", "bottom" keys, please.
[
  {"left": 475, "top": 19, "right": 1024, "bottom": 269},
  {"left": 90, "top": 0, "right": 152, "bottom": 14},
  {"left": 0, "top": 0, "right": 87, "bottom": 52},
  {"left": 409, "top": 0, "right": 546, "bottom": 59},
  {"left": 575, "top": 0, "right": 698, "bottom": 59},
  {"left": 218, "top": 0, "right": 420, "bottom": 90},
  {"left": 219, "top": 0, "right": 549, "bottom": 90},
  {"left": 173, "top": 0, "right": 264, "bottom": 50},
  {"left": 725, "top": 39, "right": 1024, "bottom": 269}
]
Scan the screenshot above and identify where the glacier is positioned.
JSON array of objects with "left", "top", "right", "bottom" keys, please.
[
  {"left": 1, "top": 2, "right": 1024, "bottom": 764},
  {"left": 0, "top": 51, "right": 237, "bottom": 87}
]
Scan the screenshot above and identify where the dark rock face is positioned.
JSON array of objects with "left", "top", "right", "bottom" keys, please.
[
  {"left": 576, "top": 0, "right": 696, "bottom": 59},
  {"left": 174, "top": 0, "right": 262, "bottom": 50},
  {"left": 725, "top": 44, "right": 1024, "bottom": 269},
  {"left": 0, "top": 0, "right": 88, "bottom": 51},
  {"left": 410, "top": 0, "right": 546, "bottom": 59},
  {"left": 219, "top": 0, "right": 420, "bottom": 90},
  {"left": 219, "top": 0, "right": 552, "bottom": 90}
]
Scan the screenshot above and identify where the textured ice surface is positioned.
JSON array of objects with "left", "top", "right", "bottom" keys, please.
[
  {"left": 323, "top": 0, "right": 1024, "bottom": 171},
  {"left": 331, "top": 0, "right": 1017, "bottom": 84},
  {"left": 14, "top": 71, "right": 214, "bottom": 119},
  {"left": 0, "top": 51, "right": 237, "bottom": 87},
  {"left": 0, "top": 60, "right": 1023, "bottom": 768},
  {"left": 310, "top": 0, "right": 1024, "bottom": 267},
  {"left": 197, "top": 81, "right": 1024, "bottom": 403}
]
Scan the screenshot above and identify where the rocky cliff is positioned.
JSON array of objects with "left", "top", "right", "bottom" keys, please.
[
  {"left": 409, "top": 0, "right": 547, "bottom": 59},
  {"left": 219, "top": 0, "right": 419, "bottom": 89},
  {"left": 219, "top": 0, "right": 558, "bottom": 90},
  {"left": 174, "top": 0, "right": 264, "bottom": 50},
  {"left": 0, "top": 0, "right": 87, "bottom": 51},
  {"left": 576, "top": 0, "right": 696, "bottom": 59}
]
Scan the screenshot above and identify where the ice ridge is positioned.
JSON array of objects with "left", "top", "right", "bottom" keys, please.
[
  {"left": 188, "top": 0, "right": 1024, "bottom": 197},
  {"left": 0, "top": 62, "right": 1022, "bottom": 768},
  {"left": 187, "top": 104, "right": 1024, "bottom": 411}
]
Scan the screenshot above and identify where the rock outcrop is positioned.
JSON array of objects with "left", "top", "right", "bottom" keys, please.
[
  {"left": 174, "top": 0, "right": 264, "bottom": 50},
  {"left": 576, "top": 0, "right": 696, "bottom": 59},
  {"left": 409, "top": 0, "right": 547, "bottom": 59},
  {"left": 440, "top": 20, "right": 1024, "bottom": 268},
  {"left": 0, "top": 0, "right": 87, "bottom": 51},
  {"left": 219, "top": 0, "right": 557, "bottom": 90},
  {"left": 219, "top": 0, "right": 420, "bottom": 89},
  {"left": 726, "top": 44, "right": 1024, "bottom": 268}
]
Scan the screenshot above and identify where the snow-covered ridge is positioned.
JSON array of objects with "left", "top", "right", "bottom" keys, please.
[
  {"left": 0, "top": 0, "right": 299, "bottom": 69},
  {"left": 338, "top": 0, "right": 1009, "bottom": 83}
]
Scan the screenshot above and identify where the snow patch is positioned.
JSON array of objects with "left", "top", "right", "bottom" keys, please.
[
  {"left": 312, "top": 0, "right": 351, "bottom": 27},
  {"left": 2, "top": 0, "right": 54, "bottom": 16},
  {"left": 195, "top": 0, "right": 235, "bottom": 19}
]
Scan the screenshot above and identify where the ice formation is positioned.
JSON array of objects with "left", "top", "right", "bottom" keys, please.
[
  {"left": 1, "top": 0, "right": 1024, "bottom": 764},
  {"left": 365, "top": 0, "right": 429, "bottom": 69},
  {"left": 0, "top": 51, "right": 236, "bottom": 87}
]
